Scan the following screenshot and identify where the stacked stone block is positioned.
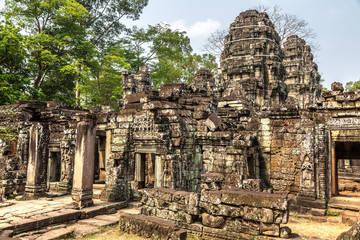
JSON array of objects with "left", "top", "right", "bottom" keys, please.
[{"left": 139, "top": 187, "right": 290, "bottom": 239}]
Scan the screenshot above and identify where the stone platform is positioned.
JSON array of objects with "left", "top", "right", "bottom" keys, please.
[{"left": 0, "top": 195, "right": 127, "bottom": 236}]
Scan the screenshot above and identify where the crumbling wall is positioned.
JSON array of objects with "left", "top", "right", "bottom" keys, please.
[{"left": 140, "top": 188, "right": 290, "bottom": 239}]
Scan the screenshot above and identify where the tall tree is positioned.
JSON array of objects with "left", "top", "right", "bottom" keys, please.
[
  {"left": 2, "top": 0, "right": 95, "bottom": 104},
  {"left": 78, "top": 0, "right": 149, "bottom": 49},
  {"left": 80, "top": 46, "right": 130, "bottom": 110},
  {"left": 0, "top": 21, "right": 37, "bottom": 104},
  {"left": 119, "top": 24, "right": 193, "bottom": 88},
  {"left": 118, "top": 24, "right": 218, "bottom": 88}
]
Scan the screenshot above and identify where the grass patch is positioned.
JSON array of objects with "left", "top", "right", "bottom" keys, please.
[
  {"left": 66, "top": 225, "right": 145, "bottom": 240},
  {"left": 326, "top": 210, "right": 340, "bottom": 216}
]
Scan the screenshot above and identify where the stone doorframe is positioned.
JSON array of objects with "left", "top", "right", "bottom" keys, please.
[
  {"left": 134, "top": 145, "right": 163, "bottom": 189},
  {"left": 327, "top": 118, "right": 360, "bottom": 198}
]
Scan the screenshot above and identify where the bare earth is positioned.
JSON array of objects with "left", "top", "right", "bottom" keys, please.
[{"left": 284, "top": 214, "right": 352, "bottom": 240}]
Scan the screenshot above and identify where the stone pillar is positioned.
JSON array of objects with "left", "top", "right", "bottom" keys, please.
[
  {"left": 135, "top": 153, "right": 145, "bottom": 189},
  {"left": 72, "top": 118, "right": 96, "bottom": 209},
  {"left": 154, "top": 155, "right": 162, "bottom": 188},
  {"left": 331, "top": 144, "right": 338, "bottom": 196},
  {"left": 24, "top": 122, "right": 50, "bottom": 198}
]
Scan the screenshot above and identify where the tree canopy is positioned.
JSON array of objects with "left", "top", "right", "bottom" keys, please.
[{"left": 0, "top": 0, "right": 218, "bottom": 107}]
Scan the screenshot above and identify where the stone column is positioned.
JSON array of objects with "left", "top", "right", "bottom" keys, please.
[
  {"left": 135, "top": 153, "right": 145, "bottom": 189},
  {"left": 72, "top": 118, "right": 96, "bottom": 209},
  {"left": 154, "top": 155, "right": 162, "bottom": 188},
  {"left": 24, "top": 122, "right": 50, "bottom": 198}
]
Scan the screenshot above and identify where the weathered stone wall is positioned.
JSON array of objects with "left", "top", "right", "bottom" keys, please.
[{"left": 139, "top": 188, "right": 290, "bottom": 239}]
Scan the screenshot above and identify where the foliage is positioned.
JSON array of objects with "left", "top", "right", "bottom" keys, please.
[
  {"left": 1, "top": 0, "right": 94, "bottom": 104},
  {"left": 0, "top": 1, "right": 217, "bottom": 107},
  {"left": 0, "top": 21, "right": 38, "bottom": 104},
  {"left": 345, "top": 79, "right": 360, "bottom": 91},
  {"left": 326, "top": 210, "right": 340, "bottom": 216},
  {"left": 78, "top": 0, "right": 149, "bottom": 49},
  {"left": 120, "top": 24, "right": 218, "bottom": 88},
  {"left": 255, "top": 5, "right": 318, "bottom": 50},
  {"left": 80, "top": 46, "right": 130, "bottom": 110}
]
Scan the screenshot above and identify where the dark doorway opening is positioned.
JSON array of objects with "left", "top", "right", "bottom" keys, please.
[
  {"left": 48, "top": 152, "right": 61, "bottom": 182},
  {"left": 136, "top": 153, "right": 156, "bottom": 189},
  {"left": 335, "top": 142, "right": 360, "bottom": 197},
  {"left": 94, "top": 136, "right": 106, "bottom": 184}
]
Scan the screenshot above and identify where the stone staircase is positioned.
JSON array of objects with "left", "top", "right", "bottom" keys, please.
[
  {"left": 329, "top": 196, "right": 360, "bottom": 211},
  {"left": 120, "top": 201, "right": 142, "bottom": 215},
  {"left": 93, "top": 184, "right": 105, "bottom": 199}
]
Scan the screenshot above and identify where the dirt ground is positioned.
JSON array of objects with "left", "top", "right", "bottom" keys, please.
[
  {"left": 69, "top": 215, "right": 352, "bottom": 240},
  {"left": 284, "top": 214, "right": 352, "bottom": 240}
]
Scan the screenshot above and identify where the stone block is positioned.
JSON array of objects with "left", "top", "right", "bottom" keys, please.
[
  {"left": 73, "top": 225, "right": 100, "bottom": 238},
  {"left": 220, "top": 190, "right": 288, "bottom": 210},
  {"left": 200, "top": 190, "right": 222, "bottom": 204},
  {"left": 119, "top": 213, "right": 187, "bottom": 240},
  {"left": 36, "top": 228, "right": 73, "bottom": 240},
  {"left": 201, "top": 213, "right": 225, "bottom": 228},
  {"left": 224, "top": 218, "right": 260, "bottom": 235},
  {"left": 280, "top": 226, "right": 291, "bottom": 238},
  {"left": 259, "top": 222, "right": 280, "bottom": 237}
]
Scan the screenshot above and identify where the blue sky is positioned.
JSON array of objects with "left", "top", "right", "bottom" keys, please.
[{"left": 1, "top": 0, "right": 360, "bottom": 89}]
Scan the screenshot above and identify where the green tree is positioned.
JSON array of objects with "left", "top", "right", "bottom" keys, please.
[
  {"left": 345, "top": 80, "right": 360, "bottom": 91},
  {"left": 120, "top": 24, "right": 218, "bottom": 88},
  {"left": 0, "top": 21, "right": 37, "bottom": 104},
  {"left": 78, "top": 0, "right": 149, "bottom": 49},
  {"left": 2, "top": 0, "right": 94, "bottom": 104},
  {"left": 80, "top": 46, "right": 130, "bottom": 110}
]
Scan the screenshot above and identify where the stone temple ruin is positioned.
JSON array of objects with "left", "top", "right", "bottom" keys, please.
[{"left": 0, "top": 9, "right": 359, "bottom": 239}]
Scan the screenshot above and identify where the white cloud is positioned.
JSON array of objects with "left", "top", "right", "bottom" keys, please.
[{"left": 170, "top": 19, "right": 221, "bottom": 38}]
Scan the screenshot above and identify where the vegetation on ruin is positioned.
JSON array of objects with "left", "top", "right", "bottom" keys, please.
[
  {"left": 345, "top": 79, "right": 360, "bottom": 91},
  {"left": 0, "top": 0, "right": 218, "bottom": 109}
]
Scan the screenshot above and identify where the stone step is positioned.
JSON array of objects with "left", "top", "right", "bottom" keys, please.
[
  {"left": 93, "top": 190, "right": 102, "bottom": 199},
  {"left": 78, "top": 218, "right": 117, "bottom": 228},
  {"left": 119, "top": 213, "right": 187, "bottom": 240},
  {"left": 5, "top": 201, "right": 127, "bottom": 235},
  {"left": 329, "top": 196, "right": 360, "bottom": 211},
  {"left": 36, "top": 228, "right": 73, "bottom": 240},
  {"left": 93, "top": 184, "right": 105, "bottom": 190},
  {"left": 128, "top": 201, "right": 142, "bottom": 209}
]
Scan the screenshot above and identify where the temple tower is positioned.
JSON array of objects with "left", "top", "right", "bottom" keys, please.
[
  {"left": 219, "top": 10, "right": 287, "bottom": 107},
  {"left": 283, "top": 35, "right": 321, "bottom": 108}
]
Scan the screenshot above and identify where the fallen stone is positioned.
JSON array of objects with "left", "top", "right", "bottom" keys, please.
[
  {"left": 78, "top": 218, "right": 117, "bottom": 227},
  {"left": 94, "top": 214, "right": 119, "bottom": 224},
  {"left": 36, "top": 228, "right": 73, "bottom": 240},
  {"left": 280, "top": 226, "right": 291, "bottom": 238},
  {"left": 119, "top": 213, "right": 186, "bottom": 240},
  {"left": 201, "top": 213, "right": 225, "bottom": 228},
  {"left": 337, "top": 221, "right": 360, "bottom": 240},
  {"left": 72, "top": 225, "right": 100, "bottom": 238}
]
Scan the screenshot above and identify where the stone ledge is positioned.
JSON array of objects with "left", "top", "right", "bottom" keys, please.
[
  {"left": 119, "top": 213, "right": 187, "bottom": 240},
  {"left": 10, "top": 201, "right": 127, "bottom": 234}
]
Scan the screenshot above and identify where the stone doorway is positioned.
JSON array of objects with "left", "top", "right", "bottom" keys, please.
[
  {"left": 94, "top": 136, "right": 106, "bottom": 184},
  {"left": 135, "top": 153, "right": 160, "bottom": 189},
  {"left": 335, "top": 142, "right": 360, "bottom": 197},
  {"left": 47, "top": 151, "right": 61, "bottom": 191}
]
